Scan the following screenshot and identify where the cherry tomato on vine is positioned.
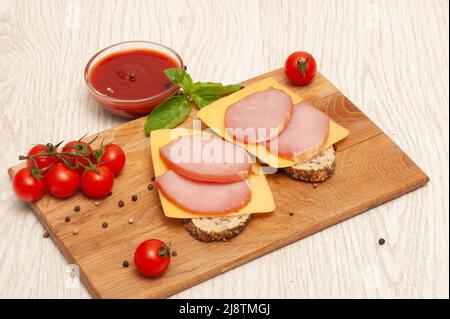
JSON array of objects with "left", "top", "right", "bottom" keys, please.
[
  {"left": 134, "top": 239, "right": 171, "bottom": 276},
  {"left": 62, "top": 141, "right": 93, "bottom": 174},
  {"left": 284, "top": 51, "right": 317, "bottom": 86},
  {"left": 81, "top": 165, "right": 114, "bottom": 198},
  {"left": 96, "top": 144, "right": 126, "bottom": 176},
  {"left": 12, "top": 168, "right": 46, "bottom": 201},
  {"left": 46, "top": 163, "right": 80, "bottom": 198},
  {"left": 26, "top": 144, "right": 59, "bottom": 171}
]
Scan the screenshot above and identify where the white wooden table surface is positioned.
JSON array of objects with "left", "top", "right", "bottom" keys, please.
[{"left": 0, "top": 0, "right": 448, "bottom": 299}]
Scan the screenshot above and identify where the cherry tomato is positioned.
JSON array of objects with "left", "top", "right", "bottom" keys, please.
[
  {"left": 98, "top": 144, "right": 126, "bottom": 176},
  {"left": 46, "top": 163, "right": 80, "bottom": 198},
  {"left": 62, "top": 141, "right": 93, "bottom": 174},
  {"left": 134, "top": 239, "right": 171, "bottom": 276},
  {"left": 284, "top": 51, "right": 317, "bottom": 86},
  {"left": 26, "top": 144, "right": 59, "bottom": 171},
  {"left": 81, "top": 165, "right": 114, "bottom": 198},
  {"left": 12, "top": 168, "right": 46, "bottom": 201}
]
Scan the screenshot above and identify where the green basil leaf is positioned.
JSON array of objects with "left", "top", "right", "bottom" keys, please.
[
  {"left": 193, "top": 82, "right": 242, "bottom": 96},
  {"left": 191, "top": 92, "right": 221, "bottom": 109},
  {"left": 164, "top": 68, "right": 193, "bottom": 94},
  {"left": 218, "top": 84, "right": 242, "bottom": 95},
  {"left": 192, "top": 82, "right": 222, "bottom": 92},
  {"left": 190, "top": 82, "right": 242, "bottom": 108},
  {"left": 144, "top": 96, "right": 191, "bottom": 135}
]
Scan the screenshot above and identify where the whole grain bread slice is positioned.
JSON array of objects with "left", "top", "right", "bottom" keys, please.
[
  {"left": 184, "top": 214, "right": 251, "bottom": 242},
  {"left": 282, "top": 146, "right": 336, "bottom": 182}
]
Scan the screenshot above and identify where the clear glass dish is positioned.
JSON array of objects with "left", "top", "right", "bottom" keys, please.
[{"left": 84, "top": 41, "right": 183, "bottom": 118}]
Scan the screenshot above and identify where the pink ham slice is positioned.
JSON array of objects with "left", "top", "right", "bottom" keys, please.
[
  {"left": 159, "top": 135, "right": 252, "bottom": 183},
  {"left": 155, "top": 170, "right": 251, "bottom": 215},
  {"left": 265, "top": 102, "right": 330, "bottom": 163},
  {"left": 225, "top": 87, "right": 293, "bottom": 144}
]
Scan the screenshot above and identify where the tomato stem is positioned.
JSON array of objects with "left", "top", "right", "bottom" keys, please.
[
  {"left": 19, "top": 135, "right": 106, "bottom": 177},
  {"left": 79, "top": 157, "right": 102, "bottom": 175},
  {"left": 297, "top": 56, "right": 311, "bottom": 77},
  {"left": 158, "top": 242, "right": 171, "bottom": 259},
  {"left": 91, "top": 139, "right": 113, "bottom": 163}
]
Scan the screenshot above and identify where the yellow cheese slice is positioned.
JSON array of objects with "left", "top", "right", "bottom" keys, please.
[
  {"left": 150, "top": 128, "right": 275, "bottom": 218},
  {"left": 197, "top": 77, "right": 349, "bottom": 168}
]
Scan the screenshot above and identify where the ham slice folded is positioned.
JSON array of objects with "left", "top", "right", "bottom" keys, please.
[
  {"left": 225, "top": 87, "right": 293, "bottom": 144},
  {"left": 159, "top": 135, "right": 252, "bottom": 183},
  {"left": 155, "top": 170, "right": 251, "bottom": 214},
  {"left": 265, "top": 102, "right": 330, "bottom": 163}
]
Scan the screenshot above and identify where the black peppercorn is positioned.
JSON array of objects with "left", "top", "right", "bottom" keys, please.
[
  {"left": 74, "top": 205, "right": 80, "bottom": 212},
  {"left": 122, "top": 260, "right": 129, "bottom": 267},
  {"left": 127, "top": 72, "right": 136, "bottom": 81},
  {"left": 102, "top": 222, "right": 108, "bottom": 229},
  {"left": 378, "top": 238, "right": 385, "bottom": 245},
  {"left": 131, "top": 195, "right": 138, "bottom": 202},
  {"left": 65, "top": 216, "right": 71, "bottom": 223},
  {"left": 118, "top": 200, "right": 125, "bottom": 207}
]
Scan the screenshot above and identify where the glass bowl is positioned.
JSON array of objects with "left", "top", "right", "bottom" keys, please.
[{"left": 84, "top": 41, "right": 183, "bottom": 118}]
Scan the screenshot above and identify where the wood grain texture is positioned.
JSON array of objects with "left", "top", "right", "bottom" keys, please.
[
  {"left": 0, "top": 0, "right": 448, "bottom": 298},
  {"left": 5, "top": 68, "right": 430, "bottom": 298}
]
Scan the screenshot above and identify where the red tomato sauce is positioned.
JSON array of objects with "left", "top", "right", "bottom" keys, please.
[{"left": 89, "top": 49, "right": 179, "bottom": 100}]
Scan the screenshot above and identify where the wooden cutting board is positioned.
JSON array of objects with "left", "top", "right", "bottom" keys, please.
[{"left": 7, "top": 68, "right": 429, "bottom": 299}]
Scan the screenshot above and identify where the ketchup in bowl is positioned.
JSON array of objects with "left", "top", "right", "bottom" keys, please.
[{"left": 85, "top": 41, "right": 183, "bottom": 118}]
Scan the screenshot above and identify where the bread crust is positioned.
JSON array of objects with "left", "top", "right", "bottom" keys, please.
[
  {"left": 184, "top": 215, "right": 252, "bottom": 242},
  {"left": 283, "top": 146, "right": 336, "bottom": 182}
]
